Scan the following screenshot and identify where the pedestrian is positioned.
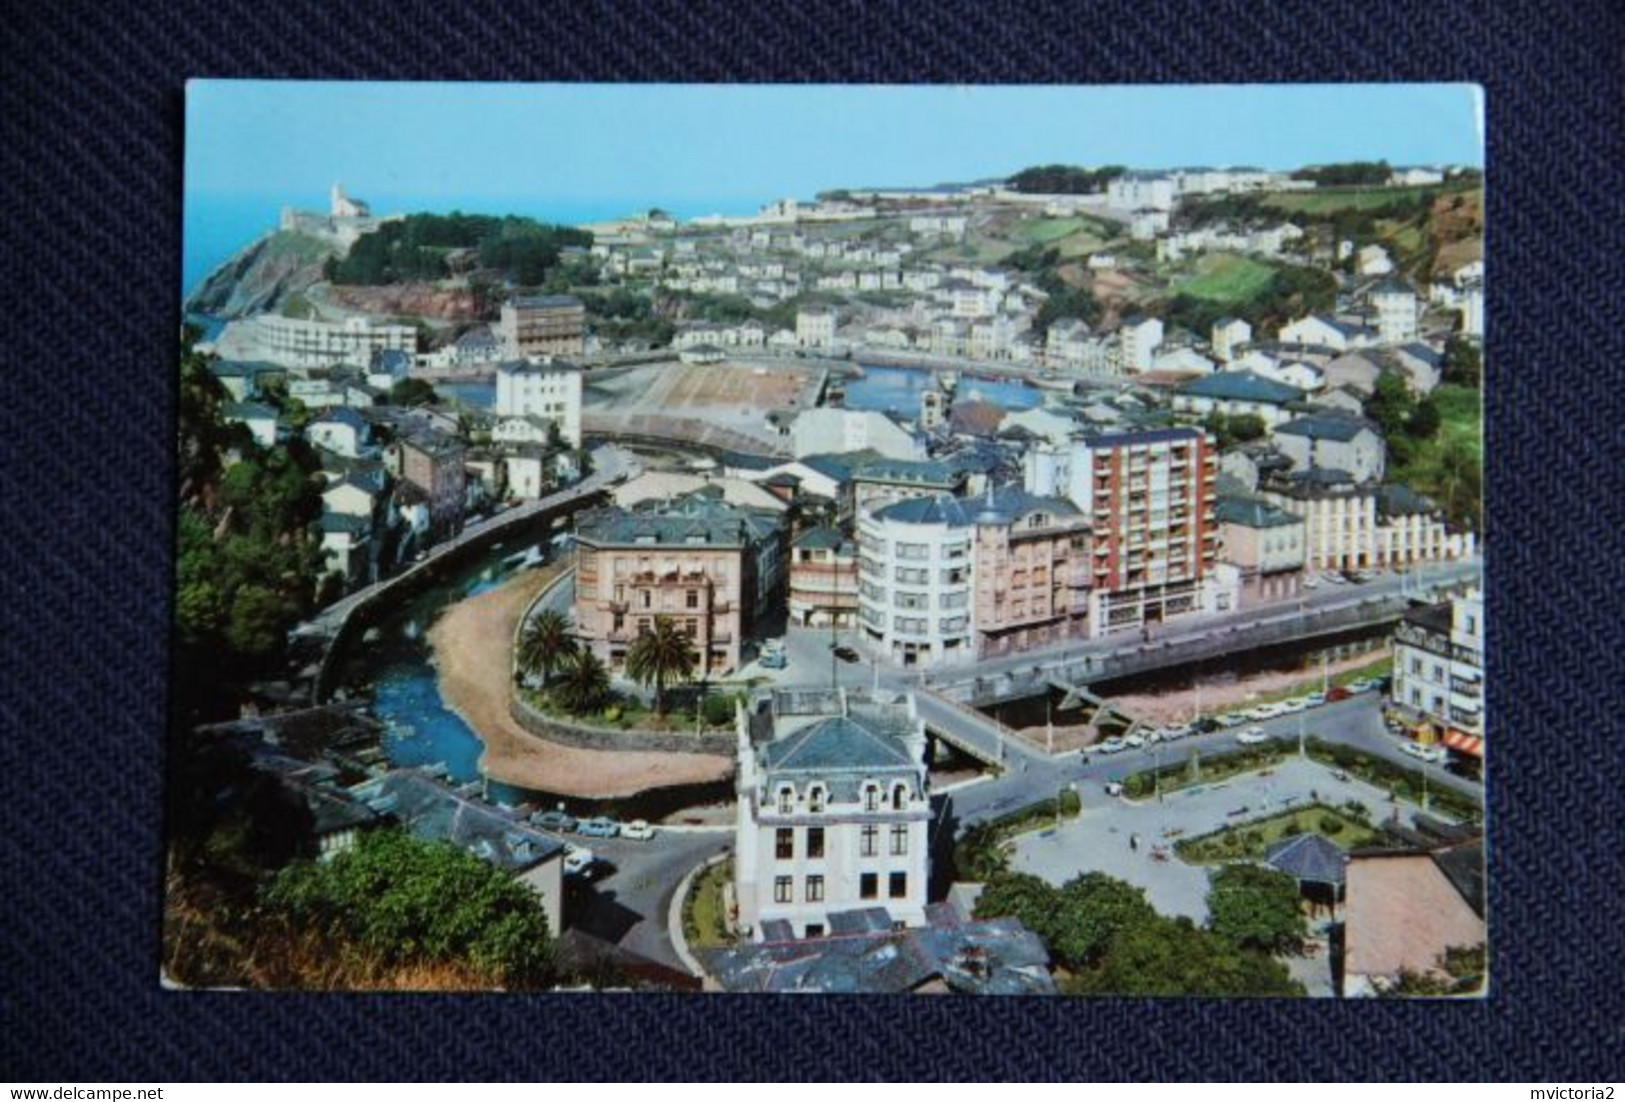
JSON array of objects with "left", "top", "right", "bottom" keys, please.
[{"left": 1130, "top": 833, "right": 1139, "bottom": 852}]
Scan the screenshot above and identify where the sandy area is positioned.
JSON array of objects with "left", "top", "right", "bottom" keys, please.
[
  {"left": 427, "top": 567, "right": 733, "bottom": 799},
  {"left": 1106, "top": 651, "right": 1386, "bottom": 726}
]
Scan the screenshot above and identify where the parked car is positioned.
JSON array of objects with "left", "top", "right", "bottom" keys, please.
[
  {"left": 1192, "top": 717, "right": 1220, "bottom": 734},
  {"left": 1348, "top": 678, "right": 1377, "bottom": 694},
  {"left": 1237, "top": 727, "right": 1271, "bottom": 746},
  {"left": 1161, "top": 725, "right": 1192, "bottom": 741},
  {"left": 1124, "top": 733, "right": 1146, "bottom": 749},
  {"left": 1215, "top": 713, "right": 1245, "bottom": 728},
  {"left": 1103, "top": 781, "right": 1125, "bottom": 798},
  {"left": 563, "top": 846, "right": 595, "bottom": 877},
  {"left": 1096, "top": 737, "right": 1126, "bottom": 754},
  {"left": 758, "top": 651, "right": 788, "bottom": 670},
  {"left": 1302, "top": 576, "right": 1320, "bottom": 590},
  {"left": 529, "top": 809, "right": 578, "bottom": 833},
  {"left": 1326, "top": 686, "right": 1353, "bottom": 702},
  {"left": 831, "top": 645, "right": 860, "bottom": 663},
  {"left": 1278, "top": 698, "right": 1308, "bottom": 714},
  {"left": 1303, "top": 691, "right": 1327, "bottom": 707},
  {"left": 576, "top": 817, "right": 620, "bottom": 838},
  {"left": 1402, "top": 741, "right": 1446, "bottom": 764},
  {"left": 619, "top": 819, "right": 656, "bottom": 841}
]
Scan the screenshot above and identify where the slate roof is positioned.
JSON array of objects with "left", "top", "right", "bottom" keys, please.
[
  {"left": 1179, "top": 370, "right": 1304, "bottom": 404},
  {"left": 760, "top": 715, "right": 915, "bottom": 774},
  {"left": 1370, "top": 276, "right": 1415, "bottom": 297},
  {"left": 1377, "top": 484, "right": 1440, "bottom": 518},
  {"left": 320, "top": 514, "right": 372, "bottom": 536},
  {"left": 575, "top": 491, "right": 782, "bottom": 549},
  {"left": 314, "top": 406, "right": 369, "bottom": 431},
  {"left": 1215, "top": 494, "right": 1301, "bottom": 529},
  {"left": 853, "top": 458, "right": 957, "bottom": 486},
  {"left": 799, "top": 450, "right": 883, "bottom": 482},
  {"left": 495, "top": 358, "right": 580, "bottom": 377},
  {"left": 1274, "top": 411, "right": 1379, "bottom": 442},
  {"left": 508, "top": 294, "right": 583, "bottom": 310},
  {"left": 355, "top": 770, "right": 565, "bottom": 873},
  {"left": 1402, "top": 600, "right": 1454, "bottom": 636},
  {"left": 962, "top": 483, "right": 1080, "bottom": 527},
  {"left": 708, "top": 914, "right": 1055, "bottom": 995},
  {"left": 1266, "top": 833, "right": 1349, "bottom": 887},
  {"left": 1398, "top": 342, "right": 1443, "bottom": 367},
  {"left": 223, "top": 402, "right": 277, "bottom": 420},
  {"left": 872, "top": 493, "right": 976, "bottom": 527},
  {"left": 1083, "top": 426, "right": 1204, "bottom": 448},
  {"left": 793, "top": 526, "right": 846, "bottom": 551}
]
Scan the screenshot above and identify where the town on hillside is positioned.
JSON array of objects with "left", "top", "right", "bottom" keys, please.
[{"left": 172, "top": 157, "right": 1485, "bottom": 999}]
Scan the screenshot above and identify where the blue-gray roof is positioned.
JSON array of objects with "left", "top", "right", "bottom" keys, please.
[
  {"left": 223, "top": 402, "right": 276, "bottom": 420},
  {"left": 1274, "top": 411, "right": 1378, "bottom": 443},
  {"left": 509, "top": 294, "right": 583, "bottom": 309},
  {"left": 761, "top": 715, "right": 915, "bottom": 774},
  {"left": 872, "top": 493, "right": 976, "bottom": 527},
  {"left": 853, "top": 458, "right": 957, "bottom": 486},
  {"left": 576, "top": 491, "right": 782, "bottom": 549},
  {"left": 1265, "top": 833, "right": 1348, "bottom": 886},
  {"left": 961, "top": 483, "right": 1081, "bottom": 527},
  {"left": 1179, "top": 371, "right": 1304, "bottom": 404},
  {"left": 314, "top": 406, "right": 369, "bottom": 430},
  {"left": 708, "top": 914, "right": 1055, "bottom": 995},
  {"left": 1083, "top": 426, "right": 1204, "bottom": 448},
  {"left": 1215, "top": 495, "right": 1301, "bottom": 529},
  {"left": 356, "top": 770, "right": 565, "bottom": 873},
  {"left": 792, "top": 526, "right": 848, "bottom": 551},
  {"left": 1399, "top": 343, "right": 1443, "bottom": 366},
  {"left": 1377, "top": 484, "right": 1440, "bottom": 518}
]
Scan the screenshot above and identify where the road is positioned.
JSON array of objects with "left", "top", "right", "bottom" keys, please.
[{"left": 562, "top": 828, "right": 730, "bottom": 972}]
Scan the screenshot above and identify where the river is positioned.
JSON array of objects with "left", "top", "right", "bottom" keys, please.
[{"left": 840, "top": 364, "right": 1042, "bottom": 418}]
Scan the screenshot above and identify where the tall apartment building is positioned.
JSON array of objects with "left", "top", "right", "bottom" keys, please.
[
  {"left": 857, "top": 496, "right": 976, "bottom": 667},
  {"left": 392, "top": 430, "right": 466, "bottom": 543},
  {"left": 1026, "top": 427, "right": 1220, "bottom": 637},
  {"left": 968, "top": 485, "right": 1091, "bottom": 656},
  {"left": 1258, "top": 470, "right": 1476, "bottom": 572},
  {"left": 1390, "top": 589, "right": 1484, "bottom": 759},
  {"left": 572, "top": 490, "right": 786, "bottom": 676},
  {"left": 1370, "top": 278, "right": 1420, "bottom": 345},
  {"left": 498, "top": 295, "right": 586, "bottom": 359},
  {"left": 494, "top": 359, "right": 583, "bottom": 447},
  {"left": 734, "top": 688, "right": 931, "bottom": 941}
]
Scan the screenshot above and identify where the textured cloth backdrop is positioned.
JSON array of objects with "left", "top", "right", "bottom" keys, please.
[{"left": 3, "top": 0, "right": 1623, "bottom": 1082}]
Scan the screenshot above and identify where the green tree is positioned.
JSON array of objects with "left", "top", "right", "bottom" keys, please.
[
  {"left": 1442, "top": 335, "right": 1481, "bottom": 388},
  {"left": 1065, "top": 915, "right": 1304, "bottom": 997},
  {"left": 1206, "top": 863, "right": 1307, "bottom": 953},
  {"left": 1407, "top": 397, "right": 1442, "bottom": 439},
  {"left": 1050, "top": 873, "right": 1158, "bottom": 970},
  {"left": 1436, "top": 435, "right": 1483, "bottom": 531},
  {"left": 263, "top": 830, "right": 557, "bottom": 989},
  {"left": 551, "top": 647, "right": 612, "bottom": 716},
  {"left": 973, "top": 872, "right": 1062, "bottom": 941},
  {"left": 1365, "top": 370, "right": 1416, "bottom": 439},
  {"left": 517, "top": 609, "right": 576, "bottom": 688},
  {"left": 624, "top": 615, "right": 698, "bottom": 718},
  {"left": 389, "top": 378, "right": 438, "bottom": 407}
]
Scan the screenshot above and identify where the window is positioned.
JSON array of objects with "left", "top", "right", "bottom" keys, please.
[
  {"left": 776, "top": 827, "right": 794, "bottom": 860},
  {"left": 804, "top": 923, "right": 824, "bottom": 938},
  {"left": 808, "top": 786, "right": 826, "bottom": 814},
  {"left": 859, "top": 873, "right": 879, "bottom": 900},
  {"left": 860, "top": 824, "right": 879, "bottom": 856},
  {"left": 888, "top": 872, "right": 908, "bottom": 899},
  {"left": 863, "top": 784, "right": 880, "bottom": 812},
  {"left": 774, "top": 876, "right": 793, "bottom": 904},
  {"left": 777, "top": 786, "right": 794, "bottom": 814},
  {"left": 889, "top": 823, "right": 909, "bottom": 855},
  {"left": 686, "top": 589, "right": 699, "bottom": 609},
  {"left": 805, "top": 875, "right": 824, "bottom": 902},
  {"left": 892, "top": 784, "right": 908, "bottom": 811},
  {"left": 641, "top": 591, "right": 652, "bottom": 609},
  {"left": 1411, "top": 656, "right": 1423, "bottom": 675},
  {"left": 807, "top": 826, "right": 825, "bottom": 858}
]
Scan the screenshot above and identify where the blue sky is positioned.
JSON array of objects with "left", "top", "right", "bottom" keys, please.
[{"left": 186, "top": 81, "right": 1484, "bottom": 211}]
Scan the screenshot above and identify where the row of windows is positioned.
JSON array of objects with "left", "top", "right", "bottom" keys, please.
[
  {"left": 775, "top": 781, "right": 910, "bottom": 814},
  {"left": 775, "top": 824, "right": 909, "bottom": 859},
  {"left": 773, "top": 872, "right": 910, "bottom": 904}
]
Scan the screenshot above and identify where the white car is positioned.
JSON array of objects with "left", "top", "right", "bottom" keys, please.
[
  {"left": 1278, "top": 698, "right": 1308, "bottom": 714},
  {"left": 563, "top": 846, "right": 595, "bottom": 877},
  {"left": 1302, "top": 576, "right": 1320, "bottom": 590},
  {"left": 1348, "top": 679, "right": 1377, "bottom": 694},
  {"left": 1303, "top": 691, "right": 1327, "bottom": 707},
  {"left": 620, "top": 819, "right": 656, "bottom": 841},
  {"left": 1402, "top": 741, "right": 1446, "bottom": 764},
  {"left": 1124, "top": 733, "right": 1146, "bottom": 749},
  {"left": 1215, "top": 713, "right": 1245, "bottom": 728},
  {"left": 1237, "top": 727, "right": 1271, "bottom": 746},
  {"left": 1096, "top": 737, "right": 1127, "bottom": 754},
  {"left": 1160, "top": 725, "right": 1192, "bottom": 742}
]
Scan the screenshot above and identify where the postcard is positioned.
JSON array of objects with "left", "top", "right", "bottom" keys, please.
[{"left": 170, "top": 81, "right": 1484, "bottom": 997}]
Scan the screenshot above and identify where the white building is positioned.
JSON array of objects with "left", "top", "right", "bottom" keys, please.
[
  {"left": 1390, "top": 588, "right": 1484, "bottom": 756},
  {"left": 734, "top": 688, "right": 931, "bottom": 941},
  {"left": 1107, "top": 174, "right": 1177, "bottom": 212},
  {"left": 212, "top": 314, "right": 418, "bottom": 370},
  {"left": 790, "top": 408, "right": 924, "bottom": 462},
  {"left": 796, "top": 306, "right": 838, "bottom": 350},
  {"left": 1118, "top": 316, "right": 1164, "bottom": 373},
  {"left": 222, "top": 402, "right": 278, "bottom": 448},
  {"left": 1211, "top": 317, "right": 1253, "bottom": 363},
  {"left": 1358, "top": 244, "right": 1394, "bottom": 276},
  {"left": 857, "top": 495, "right": 975, "bottom": 667},
  {"left": 493, "top": 360, "right": 582, "bottom": 447},
  {"left": 1369, "top": 278, "right": 1420, "bottom": 345}
]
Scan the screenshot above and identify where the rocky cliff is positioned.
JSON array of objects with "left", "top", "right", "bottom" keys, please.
[{"left": 184, "top": 230, "right": 339, "bottom": 318}]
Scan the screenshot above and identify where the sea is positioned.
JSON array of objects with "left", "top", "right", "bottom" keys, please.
[{"left": 182, "top": 191, "right": 758, "bottom": 300}]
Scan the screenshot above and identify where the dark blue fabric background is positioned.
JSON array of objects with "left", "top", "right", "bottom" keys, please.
[{"left": 4, "top": 0, "right": 1623, "bottom": 1082}]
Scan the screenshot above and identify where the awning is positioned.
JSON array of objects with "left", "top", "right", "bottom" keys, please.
[{"left": 1442, "top": 729, "right": 1484, "bottom": 758}]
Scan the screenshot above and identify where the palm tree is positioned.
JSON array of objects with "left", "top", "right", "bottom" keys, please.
[
  {"left": 551, "top": 648, "right": 611, "bottom": 716},
  {"left": 624, "top": 615, "right": 698, "bottom": 719},
  {"left": 517, "top": 609, "right": 575, "bottom": 687}
]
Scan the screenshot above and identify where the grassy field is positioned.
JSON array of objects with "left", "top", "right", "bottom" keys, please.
[
  {"left": 1172, "top": 254, "right": 1279, "bottom": 302},
  {"left": 1389, "top": 383, "right": 1483, "bottom": 518},
  {"left": 1175, "top": 804, "right": 1382, "bottom": 865},
  {"left": 1261, "top": 184, "right": 1448, "bottom": 215}
]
